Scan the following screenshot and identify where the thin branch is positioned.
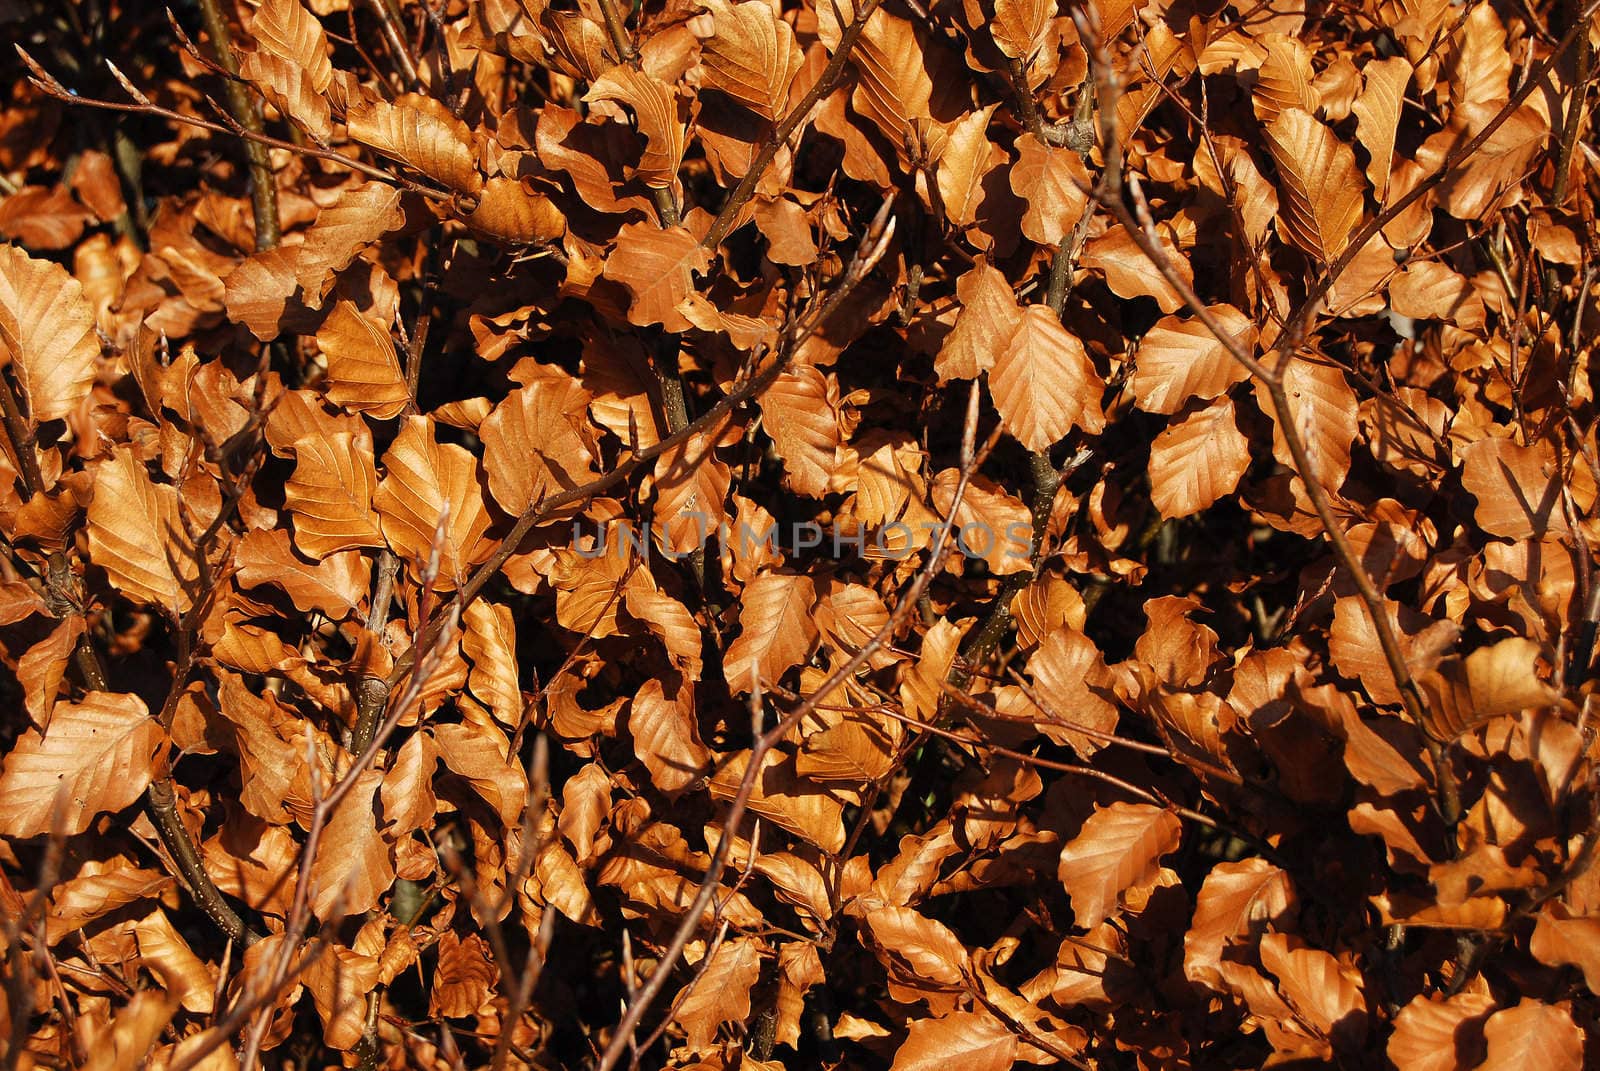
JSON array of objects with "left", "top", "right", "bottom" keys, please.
[
  {"left": 146, "top": 779, "right": 258, "bottom": 947},
  {"left": 17, "top": 47, "right": 454, "bottom": 201},
  {"left": 194, "top": 0, "right": 279, "bottom": 249},
  {"left": 362, "top": 0, "right": 419, "bottom": 87}
]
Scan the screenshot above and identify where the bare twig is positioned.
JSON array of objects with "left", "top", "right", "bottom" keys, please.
[
  {"left": 194, "top": 0, "right": 279, "bottom": 249},
  {"left": 17, "top": 46, "right": 453, "bottom": 201},
  {"left": 362, "top": 0, "right": 419, "bottom": 87}
]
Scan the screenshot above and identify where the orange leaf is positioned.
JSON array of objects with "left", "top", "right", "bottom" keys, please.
[
  {"left": 602, "top": 222, "right": 711, "bottom": 331},
  {"left": 0, "top": 243, "right": 100, "bottom": 426},
  {"left": 374, "top": 415, "right": 493, "bottom": 587},
  {"left": 1057, "top": 802, "right": 1181, "bottom": 930},
  {"left": 1476, "top": 1000, "right": 1583, "bottom": 1071},
  {"left": 863, "top": 904, "right": 969, "bottom": 988},
  {"left": 629, "top": 674, "right": 710, "bottom": 793},
  {"left": 1010, "top": 134, "right": 1090, "bottom": 248},
  {"left": 671, "top": 939, "right": 763, "bottom": 1053},
  {"left": 1264, "top": 107, "right": 1366, "bottom": 263},
  {"left": 699, "top": 0, "right": 804, "bottom": 122},
  {"left": 990, "top": 304, "right": 1105, "bottom": 450},
  {"left": 1148, "top": 396, "right": 1250, "bottom": 519},
  {"left": 1130, "top": 305, "right": 1254, "bottom": 415},
  {"left": 314, "top": 299, "right": 408, "bottom": 418},
  {"left": 347, "top": 93, "right": 482, "bottom": 195},
  {"left": 0, "top": 692, "right": 163, "bottom": 837},
  {"left": 86, "top": 446, "right": 197, "bottom": 614},
  {"left": 724, "top": 570, "right": 819, "bottom": 694}
]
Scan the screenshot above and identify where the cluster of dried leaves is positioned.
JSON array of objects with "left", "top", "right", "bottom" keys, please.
[{"left": 0, "top": 0, "right": 1598, "bottom": 1066}]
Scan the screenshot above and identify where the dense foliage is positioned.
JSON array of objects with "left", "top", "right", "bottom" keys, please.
[{"left": 0, "top": 0, "right": 1597, "bottom": 1067}]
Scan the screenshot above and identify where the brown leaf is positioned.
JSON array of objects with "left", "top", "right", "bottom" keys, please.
[
  {"left": 1057, "top": 802, "right": 1182, "bottom": 930},
  {"left": 584, "top": 66, "right": 686, "bottom": 191},
  {"left": 240, "top": 45, "right": 331, "bottom": 142},
  {"left": 299, "top": 947, "right": 376, "bottom": 1052},
  {"left": 234, "top": 529, "right": 369, "bottom": 620},
  {"left": 1459, "top": 436, "right": 1569, "bottom": 539},
  {"left": 1530, "top": 904, "right": 1600, "bottom": 994},
  {"left": 86, "top": 446, "right": 197, "bottom": 614},
  {"left": 709, "top": 747, "right": 845, "bottom": 852},
  {"left": 1259, "top": 933, "right": 1366, "bottom": 1045},
  {"left": 1081, "top": 225, "right": 1191, "bottom": 313},
  {"left": 651, "top": 424, "right": 732, "bottom": 554},
  {"left": 0, "top": 186, "right": 93, "bottom": 250},
  {"left": 462, "top": 600, "right": 522, "bottom": 728},
  {"left": 991, "top": 0, "right": 1054, "bottom": 61},
  {"left": 699, "top": 0, "right": 803, "bottom": 121},
  {"left": 462, "top": 176, "right": 566, "bottom": 244},
  {"left": 671, "top": 938, "right": 763, "bottom": 1053},
  {"left": 629, "top": 675, "right": 710, "bottom": 793},
  {"left": 1023, "top": 626, "right": 1119, "bottom": 756},
  {"left": 602, "top": 222, "right": 711, "bottom": 331},
  {"left": 936, "top": 104, "right": 1003, "bottom": 231},
  {"left": 248, "top": 0, "right": 332, "bottom": 95},
  {"left": 624, "top": 580, "right": 705, "bottom": 680},
  {"left": 433, "top": 722, "right": 527, "bottom": 829},
  {"left": 19, "top": 615, "right": 84, "bottom": 728},
  {"left": 430, "top": 930, "right": 498, "bottom": 1018},
  {"left": 1418, "top": 636, "right": 1560, "bottom": 741},
  {"left": 1184, "top": 858, "right": 1296, "bottom": 989},
  {"left": 347, "top": 93, "right": 482, "bottom": 195},
  {"left": 0, "top": 692, "right": 163, "bottom": 837},
  {"left": 215, "top": 673, "right": 315, "bottom": 824},
  {"left": 81, "top": 991, "right": 177, "bottom": 1071},
  {"left": 724, "top": 570, "right": 819, "bottom": 694},
  {"left": 1351, "top": 56, "right": 1413, "bottom": 200},
  {"left": 1476, "top": 1000, "right": 1583, "bottom": 1071},
  {"left": 936, "top": 258, "right": 1020, "bottom": 383},
  {"left": 224, "top": 183, "right": 405, "bottom": 339},
  {"left": 314, "top": 299, "right": 408, "bottom": 418},
  {"left": 480, "top": 369, "right": 598, "bottom": 516},
  {"left": 380, "top": 730, "right": 438, "bottom": 837},
  {"left": 558, "top": 762, "right": 611, "bottom": 865},
  {"left": 1328, "top": 595, "right": 1459, "bottom": 707},
  {"left": 890, "top": 1009, "right": 1017, "bottom": 1071},
  {"left": 374, "top": 415, "right": 493, "bottom": 587},
  {"left": 46, "top": 858, "right": 172, "bottom": 943},
  {"left": 1130, "top": 305, "right": 1254, "bottom": 415},
  {"left": 863, "top": 904, "right": 969, "bottom": 989},
  {"left": 990, "top": 304, "right": 1105, "bottom": 450},
  {"left": 1388, "top": 261, "right": 1486, "bottom": 331},
  {"left": 1010, "top": 134, "right": 1089, "bottom": 248},
  {"left": 1251, "top": 33, "right": 1318, "bottom": 123},
  {"left": 133, "top": 909, "right": 218, "bottom": 1014},
  {"left": 797, "top": 718, "right": 896, "bottom": 784},
  {"left": 282, "top": 417, "right": 386, "bottom": 558},
  {"left": 0, "top": 242, "right": 100, "bottom": 426},
  {"left": 1148, "top": 397, "right": 1251, "bottom": 519},
  {"left": 1264, "top": 107, "right": 1367, "bottom": 263},
  {"left": 817, "top": 1, "right": 934, "bottom": 156},
  {"left": 752, "top": 197, "right": 818, "bottom": 266},
  {"left": 1255, "top": 355, "right": 1358, "bottom": 491},
  {"left": 1385, "top": 991, "right": 1494, "bottom": 1071}
]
